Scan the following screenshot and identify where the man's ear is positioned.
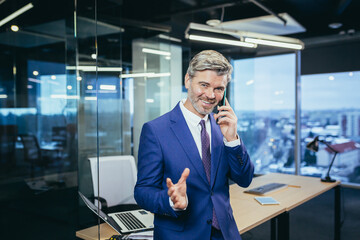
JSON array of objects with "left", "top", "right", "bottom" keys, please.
[{"left": 184, "top": 73, "right": 190, "bottom": 89}]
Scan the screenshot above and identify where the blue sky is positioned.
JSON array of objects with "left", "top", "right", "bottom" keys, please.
[{"left": 231, "top": 54, "right": 360, "bottom": 111}]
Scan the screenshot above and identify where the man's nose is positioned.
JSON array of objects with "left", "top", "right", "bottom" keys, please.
[{"left": 204, "top": 88, "right": 215, "bottom": 99}]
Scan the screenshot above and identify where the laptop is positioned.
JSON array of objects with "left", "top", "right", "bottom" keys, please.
[{"left": 79, "top": 191, "right": 154, "bottom": 234}]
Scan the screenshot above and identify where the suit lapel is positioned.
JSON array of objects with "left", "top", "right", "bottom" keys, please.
[
  {"left": 210, "top": 114, "right": 222, "bottom": 189},
  {"left": 170, "top": 104, "right": 209, "bottom": 185}
]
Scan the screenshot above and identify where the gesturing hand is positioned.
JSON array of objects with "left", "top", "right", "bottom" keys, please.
[{"left": 166, "top": 168, "right": 190, "bottom": 209}]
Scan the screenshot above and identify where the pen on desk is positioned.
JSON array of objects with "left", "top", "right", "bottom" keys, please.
[{"left": 288, "top": 185, "right": 301, "bottom": 188}]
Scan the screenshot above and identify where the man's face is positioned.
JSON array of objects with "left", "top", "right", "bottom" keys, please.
[{"left": 184, "top": 70, "right": 227, "bottom": 118}]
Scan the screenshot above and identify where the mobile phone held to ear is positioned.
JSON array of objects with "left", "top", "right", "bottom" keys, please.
[
  {"left": 220, "top": 88, "right": 226, "bottom": 107},
  {"left": 213, "top": 88, "right": 226, "bottom": 123}
]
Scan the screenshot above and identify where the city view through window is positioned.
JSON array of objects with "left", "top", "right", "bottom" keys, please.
[
  {"left": 301, "top": 71, "right": 360, "bottom": 183},
  {"left": 231, "top": 54, "right": 360, "bottom": 184}
]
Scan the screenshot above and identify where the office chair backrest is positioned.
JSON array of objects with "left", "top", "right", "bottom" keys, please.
[
  {"left": 51, "top": 126, "right": 67, "bottom": 147},
  {"left": 20, "top": 134, "right": 42, "bottom": 165},
  {"left": 0, "top": 125, "right": 18, "bottom": 165},
  {"left": 88, "top": 155, "right": 137, "bottom": 208}
]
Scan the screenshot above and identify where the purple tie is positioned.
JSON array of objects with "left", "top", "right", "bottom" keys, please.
[{"left": 200, "top": 120, "right": 219, "bottom": 229}]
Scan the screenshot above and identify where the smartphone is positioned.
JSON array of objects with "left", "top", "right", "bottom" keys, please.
[{"left": 213, "top": 88, "right": 226, "bottom": 116}]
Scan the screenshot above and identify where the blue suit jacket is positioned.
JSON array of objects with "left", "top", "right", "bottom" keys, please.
[{"left": 134, "top": 103, "right": 254, "bottom": 240}]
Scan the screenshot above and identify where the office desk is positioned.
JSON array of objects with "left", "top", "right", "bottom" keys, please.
[
  {"left": 76, "top": 223, "right": 115, "bottom": 240},
  {"left": 231, "top": 173, "right": 340, "bottom": 240},
  {"left": 76, "top": 173, "right": 340, "bottom": 240}
]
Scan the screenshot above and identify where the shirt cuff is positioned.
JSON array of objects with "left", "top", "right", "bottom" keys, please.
[
  {"left": 223, "top": 135, "right": 241, "bottom": 147},
  {"left": 169, "top": 195, "right": 188, "bottom": 211}
]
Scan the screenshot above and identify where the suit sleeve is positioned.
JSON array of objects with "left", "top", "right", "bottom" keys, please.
[
  {"left": 134, "top": 122, "right": 181, "bottom": 218},
  {"left": 225, "top": 138, "right": 254, "bottom": 187}
]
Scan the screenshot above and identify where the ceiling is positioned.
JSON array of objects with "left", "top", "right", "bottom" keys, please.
[{"left": 1, "top": 0, "right": 360, "bottom": 62}]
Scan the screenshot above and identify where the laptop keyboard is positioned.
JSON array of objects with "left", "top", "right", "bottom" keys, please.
[{"left": 115, "top": 212, "right": 146, "bottom": 230}]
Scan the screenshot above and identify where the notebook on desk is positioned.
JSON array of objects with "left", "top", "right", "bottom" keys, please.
[{"left": 79, "top": 191, "right": 154, "bottom": 234}]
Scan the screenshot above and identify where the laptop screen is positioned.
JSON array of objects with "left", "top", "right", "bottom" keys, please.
[
  {"left": 78, "top": 191, "right": 122, "bottom": 233},
  {"left": 78, "top": 191, "right": 153, "bottom": 234}
]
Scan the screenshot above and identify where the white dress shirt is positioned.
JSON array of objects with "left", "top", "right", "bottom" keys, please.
[{"left": 179, "top": 99, "right": 240, "bottom": 151}]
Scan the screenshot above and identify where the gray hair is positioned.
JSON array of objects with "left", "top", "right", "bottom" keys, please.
[{"left": 186, "top": 50, "right": 233, "bottom": 83}]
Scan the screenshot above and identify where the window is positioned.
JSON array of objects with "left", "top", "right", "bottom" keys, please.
[
  {"left": 230, "top": 53, "right": 296, "bottom": 174},
  {"left": 301, "top": 71, "right": 360, "bottom": 183}
]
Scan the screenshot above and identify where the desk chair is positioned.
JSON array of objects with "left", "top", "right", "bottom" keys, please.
[
  {"left": 0, "top": 125, "right": 18, "bottom": 170},
  {"left": 88, "top": 155, "right": 139, "bottom": 213},
  {"left": 51, "top": 126, "right": 67, "bottom": 148},
  {"left": 19, "top": 134, "right": 48, "bottom": 178}
]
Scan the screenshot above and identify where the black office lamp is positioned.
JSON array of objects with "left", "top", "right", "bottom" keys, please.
[{"left": 306, "top": 136, "right": 339, "bottom": 182}]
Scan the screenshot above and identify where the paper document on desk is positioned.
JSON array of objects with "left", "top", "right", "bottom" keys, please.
[{"left": 128, "top": 230, "right": 153, "bottom": 239}]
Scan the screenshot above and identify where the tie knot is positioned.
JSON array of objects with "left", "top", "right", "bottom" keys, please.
[{"left": 199, "top": 119, "right": 206, "bottom": 129}]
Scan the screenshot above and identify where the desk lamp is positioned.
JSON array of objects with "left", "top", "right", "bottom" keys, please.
[{"left": 306, "top": 136, "right": 339, "bottom": 182}]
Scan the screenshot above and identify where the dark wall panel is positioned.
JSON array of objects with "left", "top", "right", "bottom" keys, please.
[{"left": 301, "top": 41, "right": 360, "bottom": 75}]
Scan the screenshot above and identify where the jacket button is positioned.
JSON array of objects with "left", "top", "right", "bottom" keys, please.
[{"left": 207, "top": 219, "right": 212, "bottom": 224}]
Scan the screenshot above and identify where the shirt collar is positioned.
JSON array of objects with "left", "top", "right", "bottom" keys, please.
[{"left": 180, "top": 99, "right": 209, "bottom": 127}]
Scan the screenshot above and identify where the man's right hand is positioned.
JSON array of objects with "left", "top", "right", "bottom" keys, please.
[{"left": 166, "top": 168, "right": 190, "bottom": 209}]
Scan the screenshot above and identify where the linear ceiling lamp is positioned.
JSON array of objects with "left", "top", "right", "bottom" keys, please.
[
  {"left": 185, "top": 22, "right": 304, "bottom": 50},
  {"left": 244, "top": 38, "right": 303, "bottom": 50},
  {"left": 189, "top": 34, "right": 256, "bottom": 48},
  {"left": 66, "top": 66, "right": 123, "bottom": 72},
  {"left": 120, "top": 72, "right": 171, "bottom": 78},
  {"left": 0, "top": 3, "right": 34, "bottom": 27},
  {"left": 142, "top": 48, "right": 171, "bottom": 56}
]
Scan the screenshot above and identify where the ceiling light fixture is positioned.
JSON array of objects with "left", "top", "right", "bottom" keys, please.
[
  {"left": 11, "top": 25, "right": 19, "bottom": 32},
  {"left": 206, "top": 19, "right": 221, "bottom": 27},
  {"left": 142, "top": 48, "right": 171, "bottom": 56},
  {"left": 99, "top": 85, "right": 116, "bottom": 90},
  {"left": 84, "top": 97, "right": 97, "bottom": 101},
  {"left": 66, "top": 66, "right": 123, "bottom": 72},
  {"left": 0, "top": 3, "right": 34, "bottom": 27},
  {"left": 120, "top": 72, "right": 155, "bottom": 78},
  {"left": 120, "top": 72, "right": 171, "bottom": 79},
  {"left": 50, "top": 94, "right": 79, "bottom": 99},
  {"left": 185, "top": 22, "right": 304, "bottom": 50},
  {"left": 158, "top": 34, "right": 182, "bottom": 43},
  {"left": 189, "top": 34, "right": 256, "bottom": 48},
  {"left": 328, "top": 22, "right": 343, "bottom": 29},
  {"left": 244, "top": 37, "right": 303, "bottom": 50}
]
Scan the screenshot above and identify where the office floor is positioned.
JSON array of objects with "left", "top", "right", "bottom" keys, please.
[{"left": 241, "top": 187, "right": 360, "bottom": 240}]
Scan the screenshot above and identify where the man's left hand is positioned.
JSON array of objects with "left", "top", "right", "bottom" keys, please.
[{"left": 213, "top": 98, "right": 238, "bottom": 142}]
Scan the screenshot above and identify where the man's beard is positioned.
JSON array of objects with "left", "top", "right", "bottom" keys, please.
[{"left": 188, "top": 86, "right": 217, "bottom": 115}]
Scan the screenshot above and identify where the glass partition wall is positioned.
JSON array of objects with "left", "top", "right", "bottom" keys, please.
[
  {"left": 0, "top": 0, "right": 177, "bottom": 238},
  {"left": 0, "top": 0, "right": 79, "bottom": 238}
]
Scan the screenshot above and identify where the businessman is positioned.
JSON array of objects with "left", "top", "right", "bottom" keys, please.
[{"left": 134, "top": 50, "right": 254, "bottom": 240}]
